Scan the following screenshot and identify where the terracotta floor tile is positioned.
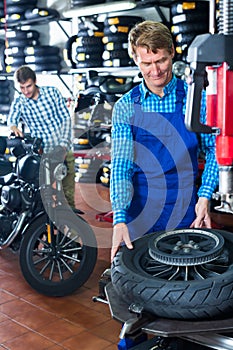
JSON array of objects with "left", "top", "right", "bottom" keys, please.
[
  {"left": 0, "top": 290, "right": 17, "bottom": 304},
  {"left": 0, "top": 319, "right": 28, "bottom": 342},
  {"left": 91, "top": 319, "right": 121, "bottom": 343},
  {"left": 61, "top": 330, "right": 112, "bottom": 350},
  {"left": 36, "top": 318, "right": 85, "bottom": 343},
  {"left": 65, "top": 303, "right": 110, "bottom": 329},
  {"left": 0, "top": 312, "right": 9, "bottom": 323},
  {"left": 105, "top": 345, "right": 119, "bottom": 350},
  {"left": 3, "top": 331, "right": 56, "bottom": 350}
]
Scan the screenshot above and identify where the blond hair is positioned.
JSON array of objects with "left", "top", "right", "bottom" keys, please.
[{"left": 128, "top": 21, "right": 174, "bottom": 59}]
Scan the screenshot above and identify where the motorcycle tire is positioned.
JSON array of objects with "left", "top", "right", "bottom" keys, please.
[
  {"left": 111, "top": 228, "right": 233, "bottom": 320},
  {"left": 19, "top": 211, "right": 97, "bottom": 297}
]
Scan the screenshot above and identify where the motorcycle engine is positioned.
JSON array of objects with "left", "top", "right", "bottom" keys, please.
[
  {"left": 1, "top": 184, "right": 22, "bottom": 212},
  {"left": 0, "top": 213, "right": 18, "bottom": 241},
  {"left": 1, "top": 182, "right": 35, "bottom": 212}
]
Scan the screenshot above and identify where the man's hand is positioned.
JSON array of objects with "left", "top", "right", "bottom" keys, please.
[
  {"left": 10, "top": 126, "right": 23, "bottom": 138},
  {"left": 190, "top": 197, "right": 211, "bottom": 228},
  {"left": 111, "top": 223, "right": 133, "bottom": 262}
]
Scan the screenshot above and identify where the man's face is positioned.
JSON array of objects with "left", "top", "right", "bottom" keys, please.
[
  {"left": 19, "top": 78, "right": 38, "bottom": 99},
  {"left": 134, "top": 46, "right": 174, "bottom": 94}
]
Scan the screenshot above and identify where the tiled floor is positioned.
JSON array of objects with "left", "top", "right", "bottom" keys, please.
[
  {"left": 1, "top": 182, "right": 233, "bottom": 350},
  {"left": 0, "top": 183, "right": 120, "bottom": 350}
]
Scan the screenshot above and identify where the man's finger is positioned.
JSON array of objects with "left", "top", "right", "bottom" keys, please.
[{"left": 111, "top": 247, "right": 118, "bottom": 263}]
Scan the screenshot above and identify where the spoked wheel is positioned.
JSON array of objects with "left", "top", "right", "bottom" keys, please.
[
  {"left": 20, "top": 212, "right": 97, "bottom": 296},
  {"left": 111, "top": 228, "right": 233, "bottom": 320},
  {"left": 148, "top": 228, "right": 225, "bottom": 266}
]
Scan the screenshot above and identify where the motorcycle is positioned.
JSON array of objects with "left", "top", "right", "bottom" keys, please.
[{"left": 0, "top": 135, "right": 97, "bottom": 296}]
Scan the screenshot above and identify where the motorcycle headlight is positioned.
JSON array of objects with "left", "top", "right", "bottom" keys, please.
[{"left": 53, "top": 164, "right": 67, "bottom": 181}]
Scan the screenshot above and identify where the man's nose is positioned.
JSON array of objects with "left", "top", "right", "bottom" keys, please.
[{"left": 151, "top": 63, "right": 160, "bottom": 74}]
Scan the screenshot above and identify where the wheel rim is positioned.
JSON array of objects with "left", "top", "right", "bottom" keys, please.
[
  {"left": 31, "top": 224, "right": 85, "bottom": 283},
  {"left": 141, "top": 229, "right": 228, "bottom": 282},
  {"left": 148, "top": 229, "right": 225, "bottom": 266}
]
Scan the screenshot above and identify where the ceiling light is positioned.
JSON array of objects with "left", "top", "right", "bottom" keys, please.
[{"left": 63, "top": 0, "right": 137, "bottom": 18}]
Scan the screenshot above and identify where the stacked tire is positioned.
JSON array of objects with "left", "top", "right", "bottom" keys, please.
[
  {"left": 23, "top": 45, "right": 62, "bottom": 72},
  {"left": 64, "top": 19, "right": 104, "bottom": 69},
  {"left": 5, "top": 29, "right": 41, "bottom": 73},
  {"left": 0, "top": 0, "right": 59, "bottom": 26},
  {"left": 0, "top": 78, "right": 15, "bottom": 116},
  {"left": 5, "top": 38, "right": 62, "bottom": 73},
  {"left": 171, "top": 1, "right": 209, "bottom": 62},
  {"left": 102, "top": 15, "right": 144, "bottom": 67},
  {"left": 0, "top": 0, "right": 38, "bottom": 25}
]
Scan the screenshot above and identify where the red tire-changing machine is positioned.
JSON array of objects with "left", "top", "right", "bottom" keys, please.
[{"left": 96, "top": 0, "right": 233, "bottom": 349}]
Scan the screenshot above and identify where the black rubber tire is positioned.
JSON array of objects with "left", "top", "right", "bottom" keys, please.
[
  {"left": 76, "top": 60, "right": 103, "bottom": 68},
  {"left": 76, "top": 45, "right": 103, "bottom": 54},
  {"left": 102, "top": 49, "right": 129, "bottom": 60},
  {"left": 7, "top": 38, "right": 40, "bottom": 47},
  {"left": 25, "top": 55, "right": 61, "bottom": 64},
  {"left": 1, "top": 12, "right": 25, "bottom": 24},
  {"left": 71, "top": 0, "right": 103, "bottom": 5},
  {"left": 171, "top": 1, "right": 209, "bottom": 16},
  {"left": 104, "top": 41, "right": 128, "bottom": 51},
  {"left": 111, "top": 229, "right": 233, "bottom": 320},
  {"left": 171, "top": 22, "right": 209, "bottom": 35},
  {"left": 0, "top": 40, "right": 6, "bottom": 71},
  {"left": 5, "top": 46, "right": 25, "bottom": 56},
  {"left": 174, "top": 32, "right": 197, "bottom": 45},
  {"left": 3, "top": 4, "right": 30, "bottom": 15},
  {"left": 76, "top": 36, "right": 103, "bottom": 46},
  {"left": 24, "top": 8, "right": 60, "bottom": 20},
  {"left": 0, "top": 104, "right": 11, "bottom": 114},
  {"left": 5, "top": 56, "right": 25, "bottom": 66},
  {"left": 0, "top": 95, "right": 12, "bottom": 104},
  {"left": 104, "top": 16, "right": 143, "bottom": 26},
  {"left": 102, "top": 33, "right": 129, "bottom": 44},
  {"left": 77, "top": 29, "right": 104, "bottom": 38},
  {"left": 6, "top": 29, "right": 40, "bottom": 41},
  {"left": 76, "top": 52, "right": 103, "bottom": 62},
  {"left": 19, "top": 212, "right": 97, "bottom": 297},
  {"left": 172, "top": 12, "right": 209, "bottom": 24},
  {"left": 24, "top": 45, "right": 60, "bottom": 56},
  {"left": 104, "top": 25, "right": 131, "bottom": 36},
  {"left": 103, "top": 57, "right": 133, "bottom": 67},
  {"left": 26, "top": 63, "right": 62, "bottom": 72},
  {"left": 6, "top": 0, "right": 37, "bottom": 5}
]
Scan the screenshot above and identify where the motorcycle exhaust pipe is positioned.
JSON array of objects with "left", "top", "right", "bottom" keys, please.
[{"left": 0, "top": 211, "right": 28, "bottom": 249}]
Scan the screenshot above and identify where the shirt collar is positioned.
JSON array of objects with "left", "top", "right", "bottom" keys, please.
[{"left": 140, "top": 74, "right": 177, "bottom": 100}]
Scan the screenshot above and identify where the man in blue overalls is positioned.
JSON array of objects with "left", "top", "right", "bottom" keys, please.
[
  {"left": 110, "top": 20, "right": 218, "bottom": 259},
  {"left": 110, "top": 20, "right": 219, "bottom": 349}
]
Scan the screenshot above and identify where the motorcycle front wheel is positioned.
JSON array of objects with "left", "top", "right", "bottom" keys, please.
[{"left": 19, "top": 212, "right": 97, "bottom": 297}]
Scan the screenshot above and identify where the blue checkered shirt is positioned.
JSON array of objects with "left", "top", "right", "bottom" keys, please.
[
  {"left": 110, "top": 76, "right": 219, "bottom": 225},
  {"left": 8, "top": 86, "right": 72, "bottom": 153}
]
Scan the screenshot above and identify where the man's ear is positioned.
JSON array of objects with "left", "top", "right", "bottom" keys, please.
[{"left": 132, "top": 54, "right": 139, "bottom": 66}]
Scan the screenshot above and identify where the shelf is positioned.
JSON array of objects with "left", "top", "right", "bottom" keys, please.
[{"left": 69, "top": 66, "right": 140, "bottom": 77}]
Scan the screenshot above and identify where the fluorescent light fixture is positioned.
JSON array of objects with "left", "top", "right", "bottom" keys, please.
[{"left": 63, "top": 0, "right": 137, "bottom": 18}]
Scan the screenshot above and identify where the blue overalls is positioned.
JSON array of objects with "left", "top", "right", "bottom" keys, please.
[{"left": 126, "top": 79, "right": 199, "bottom": 241}]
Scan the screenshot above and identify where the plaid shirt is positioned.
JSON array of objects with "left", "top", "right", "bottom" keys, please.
[
  {"left": 8, "top": 86, "right": 72, "bottom": 153},
  {"left": 110, "top": 75, "right": 219, "bottom": 225}
]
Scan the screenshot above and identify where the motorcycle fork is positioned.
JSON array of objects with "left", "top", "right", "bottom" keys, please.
[{"left": 42, "top": 157, "right": 60, "bottom": 247}]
